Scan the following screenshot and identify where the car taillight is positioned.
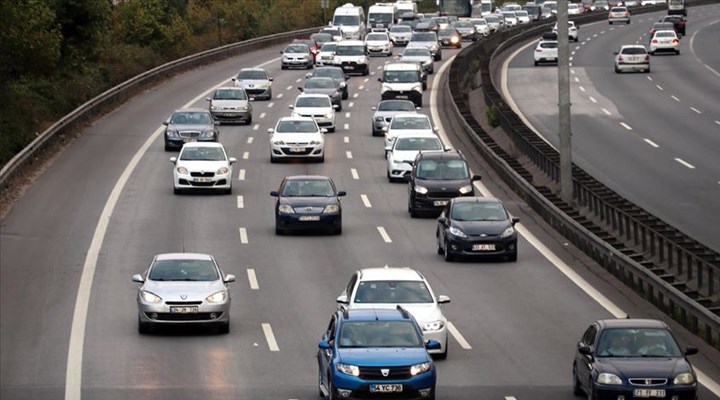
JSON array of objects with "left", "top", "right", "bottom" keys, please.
[
  {"left": 536, "top": 48, "right": 542, "bottom": 52},
  {"left": 672, "top": 38, "right": 678, "bottom": 43},
  {"left": 679, "top": 22, "right": 685, "bottom": 27},
  {"left": 652, "top": 39, "right": 658, "bottom": 43},
  {"left": 645, "top": 55, "right": 650, "bottom": 61},
  {"left": 617, "top": 55, "right": 623, "bottom": 61}
]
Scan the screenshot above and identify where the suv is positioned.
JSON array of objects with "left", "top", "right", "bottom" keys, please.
[
  {"left": 334, "top": 40, "right": 369, "bottom": 75},
  {"left": 378, "top": 63, "right": 425, "bottom": 107},
  {"left": 406, "top": 151, "right": 481, "bottom": 217},
  {"left": 232, "top": 68, "right": 273, "bottom": 100},
  {"left": 336, "top": 267, "right": 452, "bottom": 358},
  {"left": 317, "top": 308, "right": 440, "bottom": 400}
]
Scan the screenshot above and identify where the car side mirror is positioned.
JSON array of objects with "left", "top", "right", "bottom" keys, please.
[
  {"left": 205, "top": 97, "right": 212, "bottom": 102},
  {"left": 333, "top": 104, "right": 340, "bottom": 110},
  {"left": 685, "top": 346, "right": 698, "bottom": 356},
  {"left": 579, "top": 345, "right": 593, "bottom": 356},
  {"left": 336, "top": 294, "right": 349, "bottom": 304},
  {"left": 224, "top": 274, "right": 236, "bottom": 283},
  {"left": 169, "top": 157, "right": 177, "bottom": 164},
  {"left": 270, "top": 191, "right": 279, "bottom": 197},
  {"left": 269, "top": 77, "right": 274, "bottom": 81},
  {"left": 437, "top": 295, "right": 451, "bottom": 304},
  {"left": 337, "top": 190, "right": 347, "bottom": 197},
  {"left": 231, "top": 77, "right": 236, "bottom": 81},
  {"left": 377, "top": 78, "right": 383, "bottom": 82},
  {"left": 288, "top": 104, "right": 294, "bottom": 109},
  {"left": 228, "top": 157, "right": 237, "bottom": 165},
  {"left": 318, "top": 340, "right": 331, "bottom": 350},
  {"left": 371, "top": 106, "right": 376, "bottom": 111},
  {"left": 162, "top": 121, "right": 169, "bottom": 126},
  {"left": 131, "top": 274, "right": 144, "bottom": 283},
  {"left": 438, "top": 216, "right": 447, "bottom": 224},
  {"left": 320, "top": 128, "right": 328, "bottom": 134},
  {"left": 297, "top": 87, "right": 304, "bottom": 92},
  {"left": 305, "top": 73, "right": 313, "bottom": 79},
  {"left": 425, "top": 339, "right": 441, "bottom": 350},
  {"left": 472, "top": 175, "right": 482, "bottom": 181},
  {"left": 512, "top": 217, "right": 520, "bottom": 225},
  {"left": 267, "top": 128, "right": 275, "bottom": 134}
]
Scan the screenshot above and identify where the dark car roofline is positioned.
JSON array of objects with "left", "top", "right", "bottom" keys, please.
[
  {"left": 285, "top": 175, "right": 332, "bottom": 180},
  {"left": 597, "top": 318, "right": 669, "bottom": 329}
]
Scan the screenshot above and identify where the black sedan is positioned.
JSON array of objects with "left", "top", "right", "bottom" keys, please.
[
  {"left": 437, "top": 28, "right": 462, "bottom": 48},
  {"left": 306, "top": 66, "right": 349, "bottom": 99},
  {"left": 270, "top": 176, "right": 345, "bottom": 235},
  {"left": 436, "top": 197, "right": 519, "bottom": 262},
  {"left": 573, "top": 319, "right": 698, "bottom": 400}
]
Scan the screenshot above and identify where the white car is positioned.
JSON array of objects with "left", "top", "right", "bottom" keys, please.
[
  {"left": 515, "top": 10, "right": 531, "bottom": 24},
  {"left": 315, "top": 42, "right": 337, "bottom": 66},
  {"left": 268, "top": 117, "right": 326, "bottom": 163},
  {"left": 649, "top": 30, "right": 680, "bottom": 55},
  {"left": 365, "top": 32, "right": 393, "bottom": 56},
  {"left": 534, "top": 37, "right": 558, "bottom": 66},
  {"left": 567, "top": 3, "right": 582, "bottom": 15},
  {"left": 389, "top": 25, "right": 413, "bottom": 46},
  {"left": 484, "top": 15, "right": 502, "bottom": 32},
  {"left": 640, "top": 0, "right": 659, "bottom": 4},
  {"left": 289, "top": 93, "right": 338, "bottom": 132},
  {"left": 170, "top": 142, "right": 236, "bottom": 194},
  {"left": 232, "top": 68, "right": 272, "bottom": 100},
  {"left": 608, "top": 6, "right": 630, "bottom": 24},
  {"left": 469, "top": 18, "right": 491, "bottom": 36},
  {"left": 386, "top": 132, "right": 444, "bottom": 181},
  {"left": 553, "top": 21, "right": 579, "bottom": 42},
  {"left": 383, "top": 113, "right": 438, "bottom": 153},
  {"left": 334, "top": 40, "right": 369, "bottom": 75},
  {"left": 500, "top": 11, "right": 518, "bottom": 27},
  {"left": 614, "top": 44, "right": 650, "bottom": 73},
  {"left": 336, "top": 267, "right": 452, "bottom": 359}
]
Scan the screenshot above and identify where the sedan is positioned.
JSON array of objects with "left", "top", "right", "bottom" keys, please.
[
  {"left": 386, "top": 133, "right": 444, "bottom": 182},
  {"left": 614, "top": 45, "right": 650, "bottom": 73},
  {"left": 315, "top": 42, "right": 338, "bottom": 66},
  {"left": 389, "top": 25, "right": 413, "bottom": 46},
  {"left": 573, "top": 318, "right": 698, "bottom": 400},
  {"left": 436, "top": 197, "right": 519, "bottom": 262},
  {"left": 268, "top": 117, "right": 326, "bottom": 163},
  {"left": 232, "top": 68, "right": 272, "bottom": 100},
  {"left": 270, "top": 175, "right": 345, "bottom": 235},
  {"left": 399, "top": 47, "right": 435, "bottom": 75},
  {"left": 437, "top": 28, "right": 462, "bottom": 48},
  {"left": 163, "top": 108, "right": 218, "bottom": 151},
  {"left": 299, "top": 77, "right": 343, "bottom": 110},
  {"left": 364, "top": 32, "right": 394, "bottom": 57},
  {"left": 170, "top": 142, "right": 236, "bottom": 194},
  {"left": 306, "top": 66, "right": 349, "bottom": 99},
  {"left": 205, "top": 87, "right": 252, "bottom": 125},
  {"left": 370, "top": 99, "right": 418, "bottom": 136},
  {"left": 452, "top": 21, "right": 479, "bottom": 41},
  {"left": 289, "top": 93, "right": 338, "bottom": 132},
  {"left": 132, "top": 253, "right": 236, "bottom": 334},
  {"left": 650, "top": 30, "right": 680, "bottom": 55},
  {"left": 280, "top": 43, "right": 313, "bottom": 69}
]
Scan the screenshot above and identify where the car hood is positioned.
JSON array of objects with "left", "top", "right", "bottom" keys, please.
[
  {"left": 408, "top": 41, "right": 437, "bottom": 48},
  {"left": 271, "top": 132, "right": 323, "bottom": 142},
  {"left": 596, "top": 357, "right": 692, "bottom": 379},
  {"left": 176, "top": 160, "right": 229, "bottom": 171},
  {"left": 352, "top": 303, "right": 444, "bottom": 325},
  {"left": 142, "top": 280, "right": 226, "bottom": 301},
  {"left": 169, "top": 123, "right": 213, "bottom": 131},
  {"left": 211, "top": 99, "right": 249, "bottom": 108},
  {"left": 391, "top": 149, "right": 442, "bottom": 163},
  {"left": 456, "top": 28, "right": 474, "bottom": 33},
  {"left": 279, "top": 196, "right": 338, "bottom": 208},
  {"left": 453, "top": 219, "right": 510, "bottom": 236},
  {"left": 401, "top": 56, "right": 432, "bottom": 63},
  {"left": 337, "top": 347, "right": 430, "bottom": 366},
  {"left": 294, "top": 106, "right": 333, "bottom": 115},
  {"left": 375, "top": 110, "right": 416, "bottom": 119},
  {"left": 366, "top": 40, "right": 389, "bottom": 46},
  {"left": 303, "top": 88, "right": 338, "bottom": 96}
]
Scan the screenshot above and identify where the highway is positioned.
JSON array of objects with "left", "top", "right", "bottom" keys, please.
[
  {"left": 502, "top": 4, "right": 720, "bottom": 252},
  {"left": 2, "top": 25, "right": 720, "bottom": 400}
]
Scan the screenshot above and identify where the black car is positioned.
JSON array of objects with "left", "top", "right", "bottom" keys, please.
[
  {"left": 163, "top": 108, "right": 219, "bottom": 151},
  {"left": 573, "top": 319, "right": 698, "bottom": 400},
  {"left": 406, "top": 151, "right": 481, "bottom": 217},
  {"left": 270, "top": 175, "right": 346, "bottom": 235},
  {"left": 437, "top": 28, "right": 462, "bottom": 48},
  {"left": 661, "top": 15, "right": 686, "bottom": 36},
  {"left": 436, "top": 197, "right": 519, "bottom": 262},
  {"left": 306, "top": 66, "right": 349, "bottom": 99},
  {"left": 298, "top": 77, "right": 343, "bottom": 110}
]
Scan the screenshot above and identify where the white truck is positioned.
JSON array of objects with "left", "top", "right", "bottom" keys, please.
[
  {"left": 332, "top": 3, "right": 367, "bottom": 40},
  {"left": 368, "top": 3, "right": 397, "bottom": 31}
]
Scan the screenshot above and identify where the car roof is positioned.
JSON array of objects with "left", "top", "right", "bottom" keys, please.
[
  {"left": 284, "top": 175, "right": 332, "bottom": 181},
  {"left": 358, "top": 267, "right": 425, "bottom": 281},
  {"left": 180, "top": 142, "right": 224, "bottom": 149},
  {"left": 341, "top": 308, "right": 414, "bottom": 322},
  {"left": 338, "top": 40, "right": 365, "bottom": 46},
  {"left": 597, "top": 318, "right": 669, "bottom": 329},
  {"left": 239, "top": 68, "right": 267, "bottom": 72},
  {"left": 620, "top": 44, "right": 646, "bottom": 49},
  {"left": 155, "top": 253, "right": 214, "bottom": 261},
  {"left": 384, "top": 62, "right": 421, "bottom": 71},
  {"left": 392, "top": 113, "right": 429, "bottom": 119},
  {"left": 174, "top": 107, "right": 208, "bottom": 113},
  {"left": 278, "top": 116, "right": 316, "bottom": 122},
  {"left": 452, "top": 196, "right": 500, "bottom": 205},
  {"left": 417, "top": 150, "right": 465, "bottom": 161},
  {"left": 297, "top": 93, "right": 332, "bottom": 99}
]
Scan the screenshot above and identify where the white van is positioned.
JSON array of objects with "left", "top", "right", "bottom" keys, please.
[
  {"left": 368, "top": 3, "right": 397, "bottom": 31},
  {"left": 332, "top": 3, "right": 367, "bottom": 40},
  {"left": 395, "top": 0, "right": 417, "bottom": 16}
]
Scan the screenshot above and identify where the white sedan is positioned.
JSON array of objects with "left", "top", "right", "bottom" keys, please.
[
  {"left": 171, "top": 142, "right": 236, "bottom": 194},
  {"left": 268, "top": 116, "right": 326, "bottom": 163},
  {"left": 386, "top": 132, "right": 444, "bottom": 182},
  {"left": 365, "top": 32, "right": 393, "bottom": 57},
  {"left": 649, "top": 30, "right": 680, "bottom": 55},
  {"left": 383, "top": 113, "right": 439, "bottom": 154}
]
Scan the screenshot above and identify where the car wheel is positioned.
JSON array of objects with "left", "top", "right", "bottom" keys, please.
[
  {"left": 342, "top": 91, "right": 348, "bottom": 100},
  {"left": 334, "top": 226, "right": 342, "bottom": 235},
  {"left": 336, "top": 104, "right": 342, "bottom": 112},
  {"left": 645, "top": 67, "right": 650, "bottom": 73},
  {"left": 422, "top": 82, "right": 427, "bottom": 91},
  {"left": 587, "top": 381, "right": 595, "bottom": 400},
  {"left": 138, "top": 317, "right": 152, "bottom": 335},
  {"left": 217, "top": 321, "right": 230, "bottom": 334},
  {"left": 173, "top": 186, "right": 181, "bottom": 195},
  {"left": 281, "top": 65, "right": 287, "bottom": 70},
  {"left": 267, "top": 89, "right": 272, "bottom": 100},
  {"left": 675, "top": 50, "right": 680, "bottom": 55},
  {"left": 507, "top": 252, "right": 517, "bottom": 262},
  {"left": 164, "top": 143, "right": 172, "bottom": 151},
  {"left": 410, "top": 206, "right": 419, "bottom": 218},
  {"left": 575, "top": 37, "right": 579, "bottom": 42},
  {"left": 416, "top": 99, "right": 423, "bottom": 107},
  {"left": 626, "top": 20, "right": 630, "bottom": 24},
  {"left": 363, "top": 67, "right": 369, "bottom": 76},
  {"left": 328, "top": 380, "right": 339, "bottom": 400},
  {"left": 444, "top": 240, "right": 454, "bottom": 262},
  {"left": 270, "top": 155, "right": 278, "bottom": 163},
  {"left": 573, "top": 366, "right": 584, "bottom": 396},
  {"left": 614, "top": 66, "right": 621, "bottom": 73},
  {"left": 319, "top": 154, "right": 325, "bottom": 163},
  {"left": 608, "top": 21, "right": 613, "bottom": 25},
  {"left": 328, "top": 126, "right": 336, "bottom": 133}
]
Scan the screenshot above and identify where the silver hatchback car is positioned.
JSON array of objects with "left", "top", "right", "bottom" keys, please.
[{"left": 132, "top": 253, "right": 236, "bottom": 334}]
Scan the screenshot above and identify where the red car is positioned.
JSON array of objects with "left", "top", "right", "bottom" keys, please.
[{"left": 292, "top": 38, "right": 320, "bottom": 61}]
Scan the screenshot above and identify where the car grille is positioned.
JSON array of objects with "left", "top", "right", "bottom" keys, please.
[
  {"left": 629, "top": 378, "right": 668, "bottom": 386},
  {"left": 190, "top": 172, "right": 214, "bottom": 178},
  {"left": 341, "top": 61, "right": 359, "bottom": 67},
  {"left": 179, "top": 131, "right": 201, "bottom": 139},
  {"left": 245, "top": 88, "right": 266, "bottom": 95},
  {"left": 165, "top": 301, "right": 203, "bottom": 305},
  {"left": 294, "top": 206, "right": 324, "bottom": 214},
  {"left": 188, "top": 179, "right": 225, "bottom": 187},
  {"left": 428, "top": 190, "right": 460, "bottom": 198},
  {"left": 359, "top": 366, "right": 412, "bottom": 380},
  {"left": 280, "top": 147, "right": 313, "bottom": 155},
  {"left": 148, "top": 312, "right": 221, "bottom": 321}
]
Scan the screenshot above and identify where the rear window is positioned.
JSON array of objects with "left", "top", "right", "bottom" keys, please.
[
  {"left": 540, "top": 41, "right": 558, "bottom": 49},
  {"left": 610, "top": 7, "right": 626, "bottom": 12},
  {"left": 620, "top": 47, "right": 647, "bottom": 55}
]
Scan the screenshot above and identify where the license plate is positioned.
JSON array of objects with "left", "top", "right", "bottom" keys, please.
[
  {"left": 170, "top": 306, "right": 198, "bottom": 314},
  {"left": 370, "top": 384, "right": 402, "bottom": 393},
  {"left": 299, "top": 216, "right": 320, "bottom": 221},
  {"left": 195, "top": 177, "right": 212, "bottom": 182},
  {"left": 633, "top": 389, "right": 666, "bottom": 398},
  {"left": 472, "top": 244, "right": 496, "bottom": 251},
  {"left": 289, "top": 147, "right": 305, "bottom": 153},
  {"left": 344, "top": 66, "right": 355, "bottom": 70},
  {"left": 433, "top": 200, "right": 448, "bottom": 206},
  {"left": 396, "top": 95, "right": 408, "bottom": 99},
  {"left": 183, "top": 138, "right": 195, "bottom": 143}
]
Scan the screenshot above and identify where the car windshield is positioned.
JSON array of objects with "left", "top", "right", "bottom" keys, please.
[
  {"left": 416, "top": 159, "right": 470, "bottom": 180},
  {"left": 390, "top": 26, "right": 412, "bottom": 32},
  {"left": 171, "top": 112, "right": 212, "bottom": 125},
  {"left": 439, "top": 29, "right": 458, "bottom": 36},
  {"left": 502, "top": 12, "right": 516, "bottom": 18},
  {"left": 383, "top": 70, "right": 419, "bottom": 83},
  {"left": 369, "top": 13, "right": 393, "bottom": 25},
  {"left": 403, "top": 48, "right": 430, "bottom": 57},
  {"left": 596, "top": 328, "right": 682, "bottom": 358},
  {"left": 285, "top": 45, "right": 308, "bottom": 53},
  {"left": 311, "top": 33, "right": 332, "bottom": 43},
  {"left": 434, "top": 17, "right": 449, "bottom": 24},
  {"left": 378, "top": 101, "right": 416, "bottom": 111},
  {"left": 213, "top": 89, "right": 247, "bottom": 100},
  {"left": 314, "top": 68, "right": 343, "bottom": 79},
  {"left": 333, "top": 15, "right": 359, "bottom": 25},
  {"left": 451, "top": 202, "right": 507, "bottom": 221},
  {"left": 394, "top": 137, "right": 442, "bottom": 151},
  {"left": 335, "top": 45, "right": 365, "bottom": 55},
  {"left": 295, "top": 40, "right": 315, "bottom": 48},
  {"left": 281, "top": 179, "right": 334, "bottom": 197},
  {"left": 306, "top": 79, "right": 335, "bottom": 89},
  {"left": 149, "top": 259, "right": 219, "bottom": 281},
  {"left": 454, "top": 22, "right": 474, "bottom": 28},
  {"left": 338, "top": 321, "right": 422, "bottom": 348},
  {"left": 516, "top": 11, "right": 529, "bottom": 16},
  {"left": 320, "top": 43, "right": 337, "bottom": 52},
  {"left": 471, "top": 19, "right": 487, "bottom": 25},
  {"left": 391, "top": 117, "right": 430, "bottom": 129},
  {"left": 485, "top": 16, "right": 499, "bottom": 22},
  {"left": 610, "top": 7, "right": 625, "bottom": 12},
  {"left": 366, "top": 33, "right": 388, "bottom": 41},
  {"left": 276, "top": 120, "right": 318, "bottom": 133},
  {"left": 179, "top": 146, "right": 226, "bottom": 161},
  {"left": 354, "top": 281, "right": 434, "bottom": 304},
  {"left": 237, "top": 70, "right": 267, "bottom": 80},
  {"left": 296, "top": 97, "right": 331, "bottom": 107},
  {"left": 621, "top": 47, "right": 647, "bottom": 55},
  {"left": 411, "top": 32, "right": 437, "bottom": 42}
]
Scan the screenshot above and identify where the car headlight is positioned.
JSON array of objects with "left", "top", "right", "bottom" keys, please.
[
  {"left": 176, "top": 166, "right": 188, "bottom": 174},
  {"left": 291, "top": 112, "right": 301, "bottom": 118},
  {"left": 239, "top": 105, "right": 249, "bottom": 111},
  {"left": 140, "top": 290, "right": 162, "bottom": 303},
  {"left": 431, "top": 44, "right": 438, "bottom": 51},
  {"left": 323, "top": 204, "right": 340, "bottom": 213},
  {"left": 412, "top": 84, "right": 422, "bottom": 93},
  {"left": 359, "top": 56, "right": 368, "bottom": 64},
  {"left": 597, "top": 373, "right": 622, "bottom": 385},
  {"left": 334, "top": 56, "right": 341, "bottom": 64},
  {"left": 337, "top": 363, "right": 360, "bottom": 376},
  {"left": 410, "top": 362, "right": 431, "bottom": 376},
  {"left": 216, "top": 166, "right": 230, "bottom": 175},
  {"left": 423, "top": 320, "right": 446, "bottom": 332},
  {"left": 375, "top": 116, "right": 385, "bottom": 122},
  {"left": 449, "top": 226, "right": 467, "bottom": 238},
  {"left": 165, "top": 129, "right": 178, "bottom": 137},
  {"left": 393, "top": 158, "right": 405, "bottom": 164},
  {"left": 458, "top": 184, "right": 473, "bottom": 194},
  {"left": 674, "top": 373, "right": 695, "bottom": 385},
  {"left": 414, "top": 185, "right": 428, "bottom": 194},
  {"left": 206, "top": 291, "right": 228, "bottom": 303},
  {"left": 309, "top": 140, "right": 323, "bottom": 145},
  {"left": 501, "top": 226, "right": 515, "bottom": 238},
  {"left": 325, "top": 112, "right": 334, "bottom": 119},
  {"left": 451, "top": 37, "right": 459, "bottom": 43},
  {"left": 278, "top": 205, "right": 295, "bottom": 214},
  {"left": 200, "top": 129, "right": 215, "bottom": 138},
  {"left": 381, "top": 84, "right": 391, "bottom": 93},
  {"left": 210, "top": 105, "right": 218, "bottom": 110}
]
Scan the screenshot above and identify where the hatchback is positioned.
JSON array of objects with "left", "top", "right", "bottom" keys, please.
[
  {"left": 386, "top": 132, "right": 444, "bottom": 182},
  {"left": 281, "top": 43, "right": 313, "bottom": 69},
  {"left": 170, "top": 142, "right": 236, "bottom": 194},
  {"left": 205, "top": 87, "right": 252, "bottom": 125},
  {"left": 608, "top": 6, "right": 630, "bottom": 24},
  {"left": 370, "top": 100, "right": 418, "bottom": 137},
  {"left": 650, "top": 30, "right": 680, "bottom": 55},
  {"left": 232, "top": 68, "right": 273, "bottom": 100},
  {"left": 268, "top": 117, "right": 326, "bottom": 163}
]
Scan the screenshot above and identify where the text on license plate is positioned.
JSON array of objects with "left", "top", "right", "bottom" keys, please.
[
  {"left": 433, "top": 200, "right": 448, "bottom": 206},
  {"left": 370, "top": 384, "right": 402, "bottom": 393},
  {"left": 170, "top": 306, "right": 198, "bottom": 314},
  {"left": 289, "top": 147, "right": 306, "bottom": 153},
  {"left": 472, "top": 244, "right": 496, "bottom": 251},
  {"left": 299, "top": 216, "right": 320, "bottom": 221},
  {"left": 195, "top": 177, "right": 212, "bottom": 182},
  {"left": 633, "top": 389, "right": 666, "bottom": 398}
]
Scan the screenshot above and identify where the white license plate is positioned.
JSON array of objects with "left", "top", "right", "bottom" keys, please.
[
  {"left": 433, "top": 200, "right": 448, "bottom": 206},
  {"left": 633, "top": 389, "right": 666, "bottom": 398},
  {"left": 344, "top": 66, "right": 355, "bottom": 70},
  {"left": 195, "top": 177, "right": 212, "bottom": 182},
  {"left": 472, "top": 244, "right": 496, "bottom": 251},
  {"left": 289, "top": 147, "right": 306, "bottom": 153},
  {"left": 170, "top": 306, "right": 198, "bottom": 314},
  {"left": 396, "top": 95, "right": 408, "bottom": 99},
  {"left": 299, "top": 215, "right": 320, "bottom": 221},
  {"left": 370, "top": 384, "right": 402, "bottom": 393},
  {"left": 183, "top": 138, "right": 195, "bottom": 143}
]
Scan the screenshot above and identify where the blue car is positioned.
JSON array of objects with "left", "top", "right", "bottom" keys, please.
[{"left": 317, "top": 307, "right": 440, "bottom": 400}]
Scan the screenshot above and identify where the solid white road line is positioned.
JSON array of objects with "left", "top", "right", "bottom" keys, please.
[
  {"left": 247, "top": 268, "right": 259, "bottom": 290},
  {"left": 361, "top": 194, "right": 372, "bottom": 208},
  {"left": 344, "top": 123, "right": 350, "bottom": 130},
  {"left": 447, "top": 322, "right": 472, "bottom": 349},
  {"left": 346, "top": 151, "right": 353, "bottom": 159},
  {"left": 675, "top": 158, "right": 696, "bottom": 169},
  {"left": 377, "top": 227, "right": 392, "bottom": 243},
  {"left": 243, "top": 151, "right": 249, "bottom": 160},
  {"left": 351, "top": 168, "right": 359, "bottom": 180},
  {"left": 239, "top": 227, "right": 248, "bottom": 244},
  {"left": 247, "top": 136, "right": 254, "bottom": 144},
  {"left": 253, "top": 124, "right": 259, "bottom": 130},
  {"left": 620, "top": 122, "right": 632, "bottom": 131},
  {"left": 238, "top": 169, "right": 246, "bottom": 180},
  {"left": 262, "top": 323, "right": 280, "bottom": 351},
  {"left": 259, "top": 112, "right": 266, "bottom": 118},
  {"left": 237, "top": 195, "right": 244, "bottom": 208},
  {"left": 344, "top": 136, "right": 349, "bottom": 143},
  {"left": 643, "top": 139, "right": 659, "bottom": 148},
  {"left": 602, "top": 108, "right": 612, "bottom": 116},
  {"left": 691, "top": 107, "right": 702, "bottom": 114},
  {"left": 671, "top": 95, "right": 680, "bottom": 102}
]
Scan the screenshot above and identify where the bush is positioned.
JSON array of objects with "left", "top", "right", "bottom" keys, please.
[{"left": 485, "top": 105, "right": 500, "bottom": 128}]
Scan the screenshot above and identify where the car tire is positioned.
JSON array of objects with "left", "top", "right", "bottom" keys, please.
[
  {"left": 334, "top": 226, "right": 342, "bottom": 235},
  {"left": 328, "top": 126, "right": 336, "bottom": 133},
  {"left": 328, "top": 380, "right": 340, "bottom": 400},
  {"left": 675, "top": 50, "right": 680, "bottom": 55},
  {"left": 444, "top": 240, "right": 454, "bottom": 262},
  {"left": 319, "top": 154, "right": 325, "bottom": 163},
  {"left": 270, "top": 155, "right": 278, "bottom": 163},
  {"left": 342, "top": 91, "right": 348, "bottom": 100},
  {"left": 164, "top": 143, "right": 172, "bottom": 151},
  {"left": 609, "top": 21, "right": 613, "bottom": 25},
  {"left": 138, "top": 317, "right": 152, "bottom": 335},
  {"left": 587, "top": 382, "right": 595, "bottom": 400},
  {"left": 281, "top": 65, "right": 287, "bottom": 70},
  {"left": 246, "top": 117, "right": 252, "bottom": 125},
  {"left": 217, "top": 321, "right": 230, "bottom": 334},
  {"left": 573, "top": 366, "right": 584, "bottom": 396},
  {"left": 645, "top": 67, "right": 650, "bottom": 73},
  {"left": 173, "top": 186, "right": 180, "bottom": 195},
  {"left": 626, "top": 20, "right": 630, "bottom": 24},
  {"left": 575, "top": 37, "right": 579, "bottom": 42},
  {"left": 614, "top": 66, "right": 621, "bottom": 73}
]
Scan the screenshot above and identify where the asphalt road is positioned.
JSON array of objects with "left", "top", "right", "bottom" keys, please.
[
  {"left": 503, "top": 4, "right": 720, "bottom": 251},
  {"left": 1, "top": 30, "right": 719, "bottom": 400}
]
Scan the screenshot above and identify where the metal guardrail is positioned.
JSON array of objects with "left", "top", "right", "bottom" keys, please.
[
  {"left": 0, "top": 27, "right": 320, "bottom": 190},
  {"left": 447, "top": 2, "right": 720, "bottom": 347}
]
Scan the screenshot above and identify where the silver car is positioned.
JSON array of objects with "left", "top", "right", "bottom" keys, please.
[
  {"left": 389, "top": 25, "right": 413, "bottom": 46},
  {"left": 206, "top": 87, "right": 253, "bottom": 124},
  {"left": 399, "top": 47, "right": 434, "bottom": 75},
  {"left": 132, "top": 253, "right": 236, "bottom": 334},
  {"left": 408, "top": 31, "right": 442, "bottom": 61},
  {"left": 163, "top": 108, "right": 219, "bottom": 151},
  {"left": 233, "top": 68, "right": 272, "bottom": 100},
  {"left": 370, "top": 99, "right": 418, "bottom": 136}
]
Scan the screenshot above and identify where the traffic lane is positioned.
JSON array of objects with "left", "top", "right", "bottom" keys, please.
[{"left": 689, "top": 10, "right": 720, "bottom": 76}]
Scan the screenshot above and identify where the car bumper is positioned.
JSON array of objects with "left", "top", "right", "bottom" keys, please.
[
  {"left": 616, "top": 62, "right": 650, "bottom": 72},
  {"left": 421, "top": 327, "right": 448, "bottom": 354},
  {"left": 534, "top": 56, "right": 558, "bottom": 64},
  {"left": 271, "top": 145, "right": 324, "bottom": 158},
  {"left": 174, "top": 172, "right": 232, "bottom": 190},
  {"left": 282, "top": 60, "right": 313, "bottom": 68},
  {"left": 331, "top": 371, "right": 436, "bottom": 400},
  {"left": 608, "top": 17, "right": 630, "bottom": 23},
  {"left": 650, "top": 43, "right": 678, "bottom": 52},
  {"left": 592, "top": 383, "right": 697, "bottom": 400},
  {"left": 137, "top": 299, "right": 230, "bottom": 325},
  {"left": 165, "top": 137, "right": 217, "bottom": 148},
  {"left": 387, "top": 160, "right": 413, "bottom": 179},
  {"left": 210, "top": 110, "right": 251, "bottom": 122},
  {"left": 444, "top": 234, "right": 518, "bottom": 258},
  {"left": 368, "top": 47, "right": 392, "bottom": 56},
  {"left": 276, "top": 213, "right": 341, "bottom": 231},
  {"left": 411, "top": 193, "right": 473, "bottom": 213},
  {"left": 391, "top": 38, "right": 410, "bottom": 46},
  {"left": 340, "top": 62, "right": 368, "bottom": 74}
]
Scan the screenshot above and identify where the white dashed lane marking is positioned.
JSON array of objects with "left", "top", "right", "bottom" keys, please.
[
  {"left": 447, "top": 322, "right": 472, "bottom": 349},
  {"left": 647, "top": 76, "right": 653, "bottom": 81},
  {"left": 349, "top": 102, "right": 354, "bottom": 107},
  {"left": 247, "top": 268, "right": 259, "bottom": 289},
  {"left": 579, "top": 86, "right": 585, "bottom": 92},
  {"left": 247, "top": 136, "right": 254, "bottom": 144},
  {"left": 253, "top": 124, "right": 259, "bottom": 131},
  {"left": 238, "top": 169, "right": 246, "bottom": 180},
  {"left": 295, "top": 78, "right": 301, "bottom": 83},
  {"left": 675, "top": 158, "right": 695, "bottom": 169},
  {"left": 715, "top": 121, "right": 720, "bottom": 126},
  {"left": 574, "top": 77, "right": 579, "bottom": 82},
  {"left": 268, "top": 102, "right": 274, "bottom": 108},
  {"left": 259, "top": 112, "right": 266, "bottom": 119},
  {"left": 237, "top": 195, "right": 244, "bottom": 208},
  {"left": 671, "top": 95, "right": 680, "bottom": 102},
  {"left": 262, "top": 323, "right": 280, "bottom": 351},
  {"left": 344, "top": 136, "right": 349, "bottom": 143},
  {"left": 239, "top": 227, "right": 248, "bottom": 244},
  {"left": 691, "top": 107, "right": 702, "bottom": 114},
  {"left": 358, "top": 85, "right": 365, "bottom": 90},
  {"left": 644, "top": 139, "right": 659, "bottom": 148},
  {"left": 351, "top": 168, "right": 359, "bottom": 180},
  {"left": 361, "top": 194, "right": 372, "bottom": 207},
  {"left": 602, "top": 108, "right": 612, "bottom": 116},
  {"left": 276, "top": 93, "right": 283, "bottom": 98},
  {"left": 620, "top": 122, "right": 633, "bottom": 131},
  {"left": 344, "top": 123, "right": 350, "bottom": 130},
  {"left": 346, "top": 151, "right": 353, "bottom": 159},
  {"left": 286, "top": 85, "right": 292, "bottom": 90},
  {"left": 345, "top": 112, "right": 351, "bottom": 118},
  {"left": 353, "top": 93, "right": 359, "bottom": 98},
  {"left": 589, "top": 96, "right": 597, "bottom": 103},
  {"left": 656, "top": 85, "right": 663, "bottom": 91},
  {"left": 377, "top": 226, "right": 392, "bottom": 243},
  {"left": 363, "top": 78, "right": 369, "bottom": 83},
  {"left": 243, "top": 151, "right": 249, "bottom": 160}
]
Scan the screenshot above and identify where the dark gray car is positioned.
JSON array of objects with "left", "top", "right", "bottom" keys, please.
[
  {"left": 306, "top": 66, "right": 349, "bottom": 99},
  {"left": 163, "top": 108, "right": 219, "bottom": 151},
  {"left": 370, "top": 99, "right": 418, "bottom": 136},
  {"left": 299, "top": 77, "right": 343, "bottom": 110}
]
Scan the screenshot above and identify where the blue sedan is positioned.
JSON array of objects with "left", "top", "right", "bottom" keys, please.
[{"left": 270, "top": 175, "right": 345, "bottom": 235}]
